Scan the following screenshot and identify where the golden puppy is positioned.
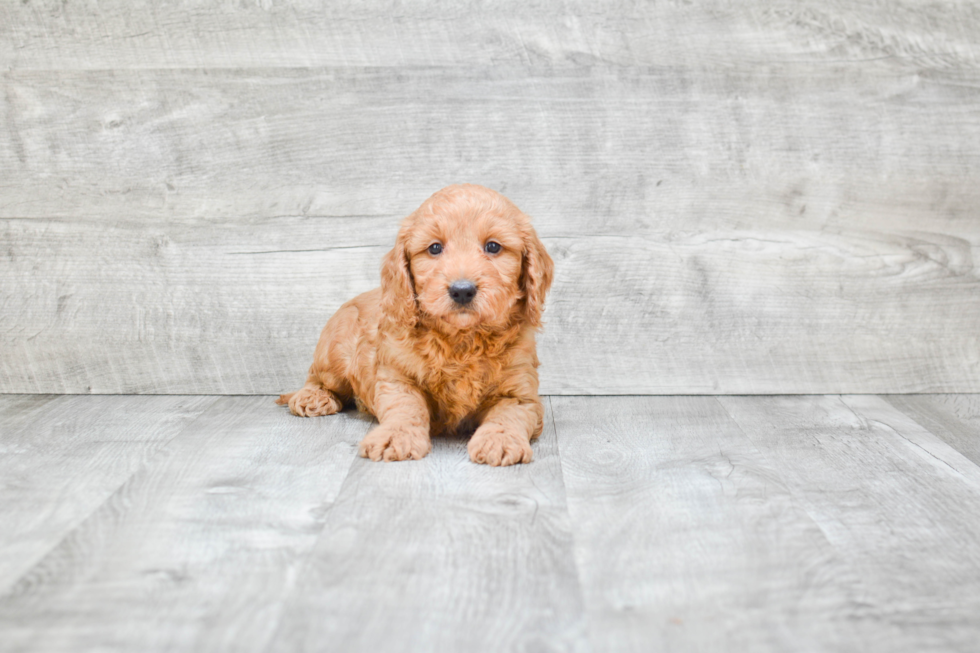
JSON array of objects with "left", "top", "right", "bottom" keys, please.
[{"left": 277, "top": 184, "right": 554, "bottom": 466}]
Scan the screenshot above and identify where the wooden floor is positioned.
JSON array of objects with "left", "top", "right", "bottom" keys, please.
[{"left": 0, "top": 394, "right": 978, "bottom": 652}]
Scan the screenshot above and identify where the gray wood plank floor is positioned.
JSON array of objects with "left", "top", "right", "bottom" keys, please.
[{"left": 1, "top": 394, "right": 978, "bottom": 652}]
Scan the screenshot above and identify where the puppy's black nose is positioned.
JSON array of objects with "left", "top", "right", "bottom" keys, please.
[{"left": 448, "top": 280, "right": 478, "bottom": 306}]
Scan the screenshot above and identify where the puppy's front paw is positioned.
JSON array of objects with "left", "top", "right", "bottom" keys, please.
[
  {"left": 358, "top": 425, "right": 431, "bottom": 462},
  {"left": 468, "top": 425, "right": 533, "bottom": 466}
]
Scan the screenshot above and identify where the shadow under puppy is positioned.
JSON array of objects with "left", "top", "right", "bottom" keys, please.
[{"left": 277, "top": 184, "right": 554, "bottom": 466}]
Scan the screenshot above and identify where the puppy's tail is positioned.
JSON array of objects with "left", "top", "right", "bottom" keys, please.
[{"left": 275, "top": 391, "right": 296, "bottom": 406}]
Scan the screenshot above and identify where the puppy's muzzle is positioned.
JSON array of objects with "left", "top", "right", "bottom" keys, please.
[{"left": 448, "top": 280, "right": 478, "bottom": 306}]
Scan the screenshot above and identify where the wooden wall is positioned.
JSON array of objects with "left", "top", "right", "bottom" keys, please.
[{"left": 2, "top": 1, "right": 979, "bottom": 394}]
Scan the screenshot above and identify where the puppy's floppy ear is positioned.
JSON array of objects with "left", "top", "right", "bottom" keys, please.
[
  {"left": 521, "top": 225, "right": 554, "bottom": 328},
  {"left": 380, "top": 227, "right": 418, "bottom": 328}
]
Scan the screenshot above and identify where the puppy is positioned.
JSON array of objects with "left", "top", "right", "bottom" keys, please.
[{"left": 277, "top": 184, "right": 554, "bottom": 466}]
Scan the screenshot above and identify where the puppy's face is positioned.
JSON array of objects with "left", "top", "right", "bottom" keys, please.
[
  {"left": 406, "top": 204, "right": 525, "bottom": 329},
  {"left": 380, "top": 185, "right": 553, "bottom": 332}
]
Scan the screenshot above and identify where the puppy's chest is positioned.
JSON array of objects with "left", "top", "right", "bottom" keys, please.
[
  {"left": 428, "top": 355, "right": 495, "bottom": 400},
  {"left": 419, "top": 350, "right": 503, "bottom": 427}
]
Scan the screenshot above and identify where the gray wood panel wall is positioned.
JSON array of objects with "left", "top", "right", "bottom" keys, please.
[{"left": 2, "top": 1, "right": 979, "bottom": 394}]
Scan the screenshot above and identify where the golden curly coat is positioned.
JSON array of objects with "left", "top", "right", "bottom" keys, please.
[{"left": 276, "top": 184, "right": 554, "bottom": 466}]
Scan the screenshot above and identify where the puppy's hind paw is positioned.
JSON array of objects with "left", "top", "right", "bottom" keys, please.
[
  {"left": 468, "top": 425, "right": 533, "bottom": 466},
  {"left": 281, "top": 387, "right": 342, "bottom": 417}
]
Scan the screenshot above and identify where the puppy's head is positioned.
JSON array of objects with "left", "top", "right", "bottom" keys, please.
[{"left": 380, "top": 184, "right": 553, "bottom": 332}]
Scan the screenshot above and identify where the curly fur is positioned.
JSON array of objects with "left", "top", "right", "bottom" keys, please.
[{"left": 276, "top": 184, "right": 554, "bottom": 466}]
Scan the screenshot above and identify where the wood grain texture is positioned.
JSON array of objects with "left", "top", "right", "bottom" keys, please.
[
  {"left": 0, "top": 216, "right": 391, "bottom": 394},
  {"left": 1, "top": 0, "right": 977, "bottom": 70},
  {"left": 2, "top": 2, "right": 980, "bottom": 394},
  {"left": 4, "top": 66, "right": 980, "bottom": 222},
  {"left": 2, "top": 215, "right": 978, "bottom": 394},
  {"left": 0, "top": 395, "right": 59, "bottom": 430},
  {"left": 266, "top": 399, "right": 588, "bottom": 653},
  {"left": 0, "top": 394, "right": 216, "bottom": 593},
  {"left": 883, "top": 394, "right": 980, "bottom": 466},
  {"left": 552, "top": 395, "right": 874, "bottom": 653},
  {"left": 718, "top": 394, "right": 980, "bottom": 653},
  {"left": 0, "top": 396, "right": 370, "bottom": 653},
  {"left": 3, "top": 395, "right": 980, "bottom": 651},
  {"left": 3, "top": 61, "right": 980, "bottom": 395}
]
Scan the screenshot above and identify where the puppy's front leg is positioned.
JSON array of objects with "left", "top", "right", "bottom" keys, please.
[
  {"left": 469, "top": 396, "right": 543, "bottom": 467},
  {"left": 358, "top": 377, "right": 432, "bottom": 462}
]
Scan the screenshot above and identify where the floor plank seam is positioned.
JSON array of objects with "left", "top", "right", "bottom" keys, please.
[
  {"left": 546, "top": 395, "right": 598, "bottom": 653},
  {"left": 257, "top": 433, "right": 365, "bottom": 653},
  {"left": 0, "top": 396, "right": 227, "bottom": 599},
  {"left": 712, "top": 394, "right": 858, "bottom": 570}
]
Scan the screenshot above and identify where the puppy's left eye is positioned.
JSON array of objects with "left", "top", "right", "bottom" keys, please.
[{"left": 484, "top": 241, "right": 501, "bottom": 254}]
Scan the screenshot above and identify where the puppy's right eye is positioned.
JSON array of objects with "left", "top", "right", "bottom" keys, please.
[{"left": 427, "top": 243, "right": 443, "bottom": 255}]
